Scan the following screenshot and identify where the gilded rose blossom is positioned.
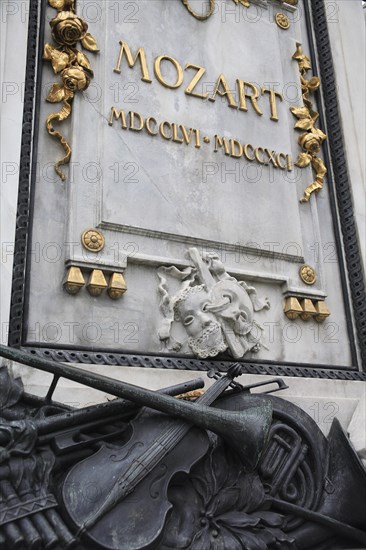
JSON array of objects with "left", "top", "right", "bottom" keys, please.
[
  {"left": 50, "top": 11, "right": 88, "bottom": 46},
  {"left": 300, "top": 264, "right": 317, "bottom": 285},
  {"left": 61, "top": 66, "right": 90, "bottom": 91},
  {"left": 307, "top": 76, "right": 321, "bottom": 92},
  {"left": 299, "top": 132, "right": 321, "bottom": 154},
  {"left": 81, "top": 229, "right": 105, "bottom": 252}
]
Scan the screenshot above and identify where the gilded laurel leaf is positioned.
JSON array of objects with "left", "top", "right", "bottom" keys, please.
[
  {"left": 290, "top": 106, "right": 310, "bottom": 119},
  {"left": 49, "top": 0, "right": 66, "bottom": 10},
  {"left": 51, "top": 50, "right": 70, "bottom": 73},
  {"left": 295, "top": 118, "right": 314, "bottom": 131},
  {"left": 292, "top": 44, "right": 304, "bottom": 61},
  {"left": 43, "top": 43, "right": 55, "bottom": 60},
  {"left": 299, "top": 55, "right": 312, "bottom": 72},
  {"left": 313, "top": 127, "right": 327, "bottom": 142},
  {"left": 47, "top": 83, "right": 66, "bottom": 103},
  {"left": 81, "top": 32, "right": 99, "bottom": 52},
  {"left": 309, "top": 108, "right": 319, "bottom": 123},
  {"left": 296, "top": 153, "right": 312, "bottom": 168},
  {"left": 292, "top": 46, "right": 327, "bottom": 203},
  {"left": 76, "top": 51, "right": 92, "bottom": 72}
]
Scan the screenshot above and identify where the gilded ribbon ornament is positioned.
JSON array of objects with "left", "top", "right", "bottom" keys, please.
[
  {"left": 44, "top": 0, "right": 99, "bottom": 181},
  {"left": 291, "top": 44, "right": 327, "bottom": 203},
  {"left": 181, "top": 0, "right": 250, "bottom": 20},
  {"left": 180, "top": 0, "right": 298, "bottom": 19}
]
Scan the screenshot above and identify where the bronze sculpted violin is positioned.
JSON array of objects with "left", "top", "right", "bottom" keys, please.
[
  {"left": 61, "top": 365, "right": 273, "bottom": 549},
  {"left": 0, "top": 345, "right": 365, "bottom": 550}
]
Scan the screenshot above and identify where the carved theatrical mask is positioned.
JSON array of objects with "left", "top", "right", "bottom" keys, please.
[
  {"left": 157, "top": 248, "right": 270, "bottom": 359},
  {"left": 174, "top": 285, "right": 227, "bottom": 359}
]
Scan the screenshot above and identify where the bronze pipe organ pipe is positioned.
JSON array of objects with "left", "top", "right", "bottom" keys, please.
[
  {"left": 0, "top": 466, "right": 68, "bottom": 549},
  {"left": 0, "top": 481, "right": 25, "bottom": 548},
  {"left": 44, "top": 508, "right": 75, "bottom": 548},
  {"left": 17, "top": 481, "right": 59, "bottom": 549},
  {"left": 2, "top": 523, "right": 24, "bottom": 548},
  {"left": 0, "top": 479, "right": 42, "bottom": 549}
]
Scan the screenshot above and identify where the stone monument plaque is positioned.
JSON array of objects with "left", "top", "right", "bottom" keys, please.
[{"left": 9, "top": 0, "right": 365, "bottom": 377}]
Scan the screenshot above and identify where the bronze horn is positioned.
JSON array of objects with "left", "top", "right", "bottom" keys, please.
[
  {"left": 0, "top": 345, "right": 272, "bottom": 471},
  {"left": 172, "top": 401, "right": 273, "bottom": 471},
  {"left": 288, "top": 418, "right": 366, "bottom": 548}
]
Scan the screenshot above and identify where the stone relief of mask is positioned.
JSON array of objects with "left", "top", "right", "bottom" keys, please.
[{"left": 157, "top": 248, "right": 270, "bottom": 359}]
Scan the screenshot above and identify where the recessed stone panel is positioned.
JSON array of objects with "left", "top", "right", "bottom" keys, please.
[{"left": 16, "top": 0, "right": 355, "bottom": 369}]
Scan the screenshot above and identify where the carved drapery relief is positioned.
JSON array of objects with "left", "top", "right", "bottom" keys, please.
[{"left": 157, "top": 247, "right": 270, "bottom": 359}]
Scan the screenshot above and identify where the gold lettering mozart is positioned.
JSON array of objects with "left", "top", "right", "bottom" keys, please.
[{"left": 114, "top": 41, "right": 284, "bottom": 122}]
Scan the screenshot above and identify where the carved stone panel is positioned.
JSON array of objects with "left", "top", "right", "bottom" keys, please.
[{"left": 11, "top": 0, "right": 363, "bottom": 373}]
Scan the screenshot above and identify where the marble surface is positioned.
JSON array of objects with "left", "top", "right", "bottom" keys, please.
[
  {"left": 0, "top": 2, "right": 365, "bottom": 524},
  {"left": 20, "top": 0, "right": 353, "bottom": 366},
  {"left": 0, "top": 2, "right": 363, "bottom": 430}
]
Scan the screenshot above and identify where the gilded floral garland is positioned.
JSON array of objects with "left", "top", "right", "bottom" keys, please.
[
  {"left": 44, "top": 0, "right": 99, "bottom": 181},
  {"left": 291, "top": 44, "right": 327, "bottom": 203}
]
